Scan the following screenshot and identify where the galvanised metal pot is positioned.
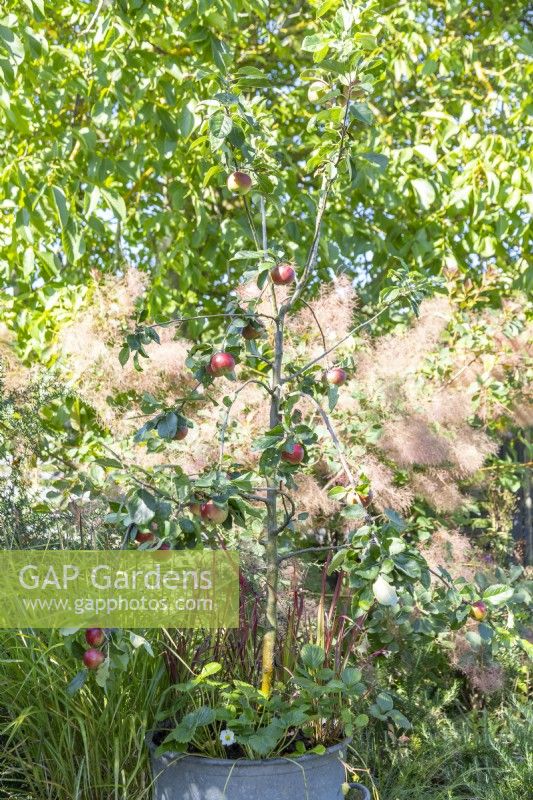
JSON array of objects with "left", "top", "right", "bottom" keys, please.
[{"left": 148, "top": 736, "right": 370, "bottom": 800}]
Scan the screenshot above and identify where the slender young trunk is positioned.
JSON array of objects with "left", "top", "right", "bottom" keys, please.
[
  {"left": 261, "top": 317, "right": 284, "bottom": 695},
  {"left": 258, "top": 92, "right": 352, "bottom": 694},
  {"left": 523, "top": 429, "right": 532, "bottom": 566}
]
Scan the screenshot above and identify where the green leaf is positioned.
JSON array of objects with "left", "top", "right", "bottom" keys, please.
[
  {"left": 246, "top": 719, "right": 285, "bottom": 756},
  {"left": 360, "top": 152, "right": 388, "bottom": 170},
  {"left": 517, "top": 37, "right": 533, "bottom": 57},
  {"left": 128, "top": 491, "right": 156, "bottom": 525},
  {"left": 393, "top": 555, "right": 420, "bottom": 578},
  {"left": 483, "top": 584, "right": 514, "bottom": 606},
  {"left": 95, "top": 658, "right": 110, "bottom": 689},
  {"left": 235, "top": 66, "right": 269, "bottom": 88},
  {"left": 373, "top": 575, "right": 398, "bottom": 606},
  {"left": 157, "top": 412, "right": 178, "bottom": 440},
  {"left": 62, "top": 226, "right": 85, "bottom": 263},
  {"left": 328, "top": 486, "right": 347, "bottom": 498},
  {"left": 384, "top": 509, "right": 405, "bottom": 530},
  {"left": 209, "top": 110, "right": 232, "bottom": 142},
  {"left": 52, "top": 185, "right": 69, "bottom": 229},
  {"left": 94, "top": 457, "right": 123, "bottom": 469},
  {"left": 353, "top": 33, "right": 377, "bottom": 50},
  {"left": 202, "top": 164, "right": 223, "bottom": 187},
  {"left": 179, "top": 517, "right": 195, "bottom": 534},
  {"left": 196, "top": 662, "right": 222, "bottom": 681},
  {"left": 177, "top": 103, "right": 195, "bottom": 137},
  {"left": 350, "top": 103, "right": 374, "bottom": 125},
  {"left": 519, "top": 638, "right": 533, "bottom": 660},
  {"left": 388, "top": 709, "right": 411, "bottom": 729},
  {"left": 22, "top": 245, "right": 34, "bottom": 278},
  {"left": 85, "top": 185, "right": 101, "bottom": 218},
  {"left": 376, "top": 692, "right": 393, "bottom": 712},
  {"left": 328, "top": 384, "right": 339, "bottom": 411},
  {"left": 210, "top": 35, "right": 231, "bottom": 73},
  {"left": 300, "top": 643, "right": 325, "bottom": 670},
  {"left": 118, "top": 346, "right": 130, "bottom": 367},
  {"left": 230, "top": 250, "right": 268, "bottom": 261},
  {"left": 67, "top": 669, "right": 87, "bottom": 695},
  {"left": 0, "top": 24, "right": 25, "bottom": 62},
  {"left": 301, "top": 34, "right": 330, "bottom": 52},
  {"left": 342, "top": 504, "right": 367, "bottom": 520},
  {"left": 316, "top": 0, "right": 339, "bottom": 18},
  {"left": 411, "top": 178, "right": 436, "bottom": 209},
  {"left": 413, "top": 144, "right": 438, "bottom": 165},
  {"left": 101, "top": 188, "right": 127, "bottom": 221},
  {"left": 478, "top": 623, "right": 493, "bottom": 641},
  {"left": 313, "top": 44, "right": 330, "bottom": 63},
  {"left": 186, "top": 706, "right": 216, "bottom": 728},
  {"left": 327, "top": 548, "right": 347, "bottom": 573},
  {"left": 23, "top": 0, "right": 45, "bottom": 15},
  {"left": 341, "top": 667, "right": 362, "bottom": 686}
]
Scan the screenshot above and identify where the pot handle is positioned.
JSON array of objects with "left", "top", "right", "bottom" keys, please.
[{"left": 345, "top": 782, "right": 371, "bottom": 800}]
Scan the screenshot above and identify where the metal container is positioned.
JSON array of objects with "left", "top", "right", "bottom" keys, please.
[{"left": 148, "top": 736, "right": 370, "bottom": 800}]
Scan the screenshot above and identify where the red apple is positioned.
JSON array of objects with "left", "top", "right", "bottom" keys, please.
[
  {"left": 201, "top": 500, "right": 229, "bottom": 524},
  {"left": 189, "top": 502, "right": 202, "bottom": 517},
  {"left": 85, "top": 628, "right": 105, "bottom": 647},
  {"left": 136, "top": 530, "right": 155, "bottom": 544},
  {"left": 326, "top": 367, "right": 347, "bottom": 386},
  {"left": 270, "top": 263, "right": 296, "bottom": 286},
  {"left": 242, "top": 322, "right": 263, "bottom": 340},
  {"left": 281, "top": 443, "right": 305, "bottom": 464},
  {"left": 83, "top": 649, "right": 105, "bottom": 670},
  {"left": 470, "top": 601, "right": 488, "bottom": 621},
  {"left": 227, "top": 171, "right": 252, "bottom": 195},
  {"left": 209, "top": 352, "right": 236, "bottom": 376},
  {"left": 158, "top": 542, "right": 171, "bottom": 550},
  {"left": 173, "top": 425, "right": 188, "bottom": 441}
]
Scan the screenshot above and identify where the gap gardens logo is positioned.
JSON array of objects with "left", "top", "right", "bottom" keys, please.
[{"left": 0, "top": 551, "right": 239, "bottom": 629}]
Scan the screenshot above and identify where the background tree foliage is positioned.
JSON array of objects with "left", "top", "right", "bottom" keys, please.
[{"left": 0, "top": 0, "right": 531, "bottom": 363}]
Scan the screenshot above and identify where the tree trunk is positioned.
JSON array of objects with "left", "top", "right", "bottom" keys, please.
[{"left": 261, "top": 317, "right": 284, "bottom": 695}]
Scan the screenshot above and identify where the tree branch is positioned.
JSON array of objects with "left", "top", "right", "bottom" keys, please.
[
  {"left": 142, "top": 311, "right": 276, "bottom": 331},
  {"left": 101, "top": 444, "right": 185, "bottom": 509},
  {"left": 301, "top": 299, "right": 327, "bottom": 354},
  {"left": 217, "top": 379, "right": 273, "bottom": 471},
  {"left": 243, "top": 195, "right": 261, "bottom": 250},
  {"left": 281, "top": 302, "right": 392, "bottom": 384},
  {"left": 278, "top": 543, "right": 347, "bottom": 563},
  {"left": 285, "top": 172, "right": 329, "bottom": 313},
  {"left": 303, "top": 392, "right": 357, "bottom": 487},
  {"left": 80, "top": 0, "right": 104, "bottom": 35},
  {"left": 260, "top": 196, "right": 279, "bottom": 317},
  {"left": 427, "top": 565, "right": 457, "bottom": 593},
  {"left": 283, "top": 88, "right": 353, "bottom": 315},
  {"left": 242, "top": 490, "right": 296, "bottom": 536}
]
